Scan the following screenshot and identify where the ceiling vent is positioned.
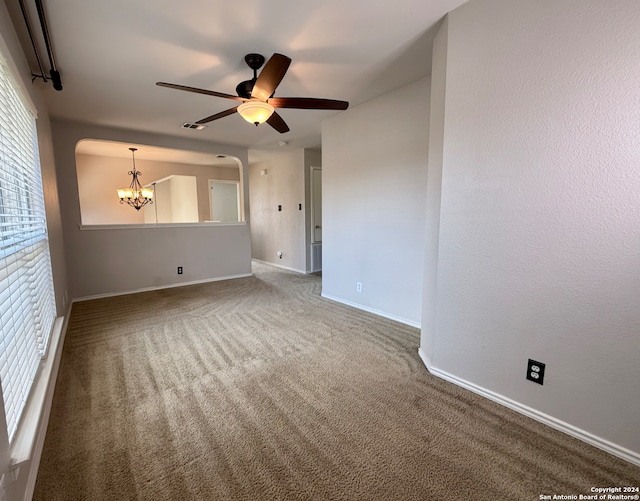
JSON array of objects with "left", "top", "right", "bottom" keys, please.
[{"left": 181, "top": 123, "right": 206, "bottom": 130}]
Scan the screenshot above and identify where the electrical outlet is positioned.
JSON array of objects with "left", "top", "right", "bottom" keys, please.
[
  {"left": 526, "top": 359, "right": 545, "bottom": 385},
  {"left": 277, "top": 251, "right": 282, "bottom": 259},
  {"left": 177, "top": 266, "right": 183, "bottom": 275},
  {"left": 356, "top": 282, "right": 363, "bottom": 293}
]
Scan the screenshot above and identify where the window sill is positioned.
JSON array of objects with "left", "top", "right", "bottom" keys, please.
[
  {"left": 78, "top": 221, "right": 247, "bottom": 231},
  {"left": 10, "top": 315, "right": 67, "bottom": 472}
]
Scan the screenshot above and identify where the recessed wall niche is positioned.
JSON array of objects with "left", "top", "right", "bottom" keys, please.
[{"left": 75, "top": 139, "right": 244, "bottom": 225}]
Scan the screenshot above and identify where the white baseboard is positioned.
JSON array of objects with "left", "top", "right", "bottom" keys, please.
[
  {"left": 417, "top": 348, "right": 640, "bottom": 467},
  {"left": 74, "top": 273, "right": 253, "bottom": 302},
  {"left": 251, "top": 259, "right": 307, "bottom": 275},
  {"left": 321, "top": 293, "right": 421, "bottom": 329}
]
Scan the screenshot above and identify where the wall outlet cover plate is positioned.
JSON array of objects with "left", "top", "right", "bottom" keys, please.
[{"left": 526, "top": 359, "right": 545, "bottom": 385}]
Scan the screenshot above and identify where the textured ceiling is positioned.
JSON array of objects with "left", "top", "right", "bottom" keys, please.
[{"left": 7, "top": 0, "right": 467, "bottom": 152}]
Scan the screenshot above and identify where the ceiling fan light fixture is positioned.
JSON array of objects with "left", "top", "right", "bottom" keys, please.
[
  {"left": 157, "top": 52, "right": 348, "bottom": 134},
  {"left": 238, "top": 100, "right": 274, "bottom": 126}
]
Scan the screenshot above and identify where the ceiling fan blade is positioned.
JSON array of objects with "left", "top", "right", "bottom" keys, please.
[
  {"left": 195, "top": 106, "right": 238, "bottom": 124},
  {"left": 156, "top": 82, "right": 243, "bottom": 102},
  {"left": 251, "top": 53, "right": 291, "bottom": 102},
  {"left": 268, "top": 97, "right": 349, "bottom": 110},
  {"left": 267, "top": 111, "right": 290, "bottom": 134}
]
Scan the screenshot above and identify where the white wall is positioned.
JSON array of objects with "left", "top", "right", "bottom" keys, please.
[
  {"left": 156, "top": 175, "right": 198, "bottom": 223},
  {"left": 152, "top": 176, "right": 173, "bottom": 223},
  {"left": 422, "top": 0, "right": 640, "bottom": 463},
  {"left": 249, "top": 149, "right": 307, "bottom": 272},
  {"left": 53, "top": 120, "right": 252, "bottom": 298},
  {"left": 321, "top": 78, "right": 430, "bottom": 327},
  {"left": 421, "top": 17, "right": 448, "bottom": 364}
]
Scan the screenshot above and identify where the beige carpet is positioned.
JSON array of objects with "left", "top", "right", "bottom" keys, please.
[{"left": 34, "top": 262, "right": 639, "bottom": 500}]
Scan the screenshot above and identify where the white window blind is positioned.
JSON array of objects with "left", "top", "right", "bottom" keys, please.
[{"left": 0, "top": 59, "right": 56, "bottom": 442}]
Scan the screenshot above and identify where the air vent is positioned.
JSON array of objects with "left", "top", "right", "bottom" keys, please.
[{"left": 181, "top": 123, "right": 206, "bottom": 130}]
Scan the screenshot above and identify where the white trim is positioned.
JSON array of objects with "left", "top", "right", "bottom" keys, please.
[
  {"left": 20, "top": 312, "right": 69, "bottom": 501},
  {"left": 78, "top": 221, "right": 246, "bottom": 231},
  {"left": 417, "top": 348, "right": 640, "bottom": 467},
  {"left": 310, "top": 242, "right": 322, "bottom": 274},
  {"left": 321, "top": 293, "right": 421, "bottom": 329},
  {"left": 9, "top": 313, "right": 69, "bottom": 468},
  {"left": 309, "top": 166, "right": 322, "bottom": 245},
  {"left": 252, "top": 258, "right": 307, "bottom": 275},
  {"left": 418, "top": 347, "right": 435, "bottom": 372},
  {"left": 74, "top": 273, "right": 253, "bottom": 302}
]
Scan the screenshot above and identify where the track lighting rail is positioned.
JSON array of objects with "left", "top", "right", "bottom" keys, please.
[{"left": 18, "top": 0, "right": 62, "bottom": 91}]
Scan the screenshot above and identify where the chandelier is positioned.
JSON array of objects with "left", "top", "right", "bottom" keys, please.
[{"left": 116, "top": 147, "right": 154, "bottom": 210}]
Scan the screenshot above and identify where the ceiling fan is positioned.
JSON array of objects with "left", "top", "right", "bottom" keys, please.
[{"left": 156, "top": 53, "right": 349, "bottom": 134}]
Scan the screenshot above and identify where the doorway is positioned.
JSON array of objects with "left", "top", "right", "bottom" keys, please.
[
  {"left": 209, "top": 179, "right": 240, "bottom": 222},
  {"left": 310, "top": 166, "right": 322, "bottom": 272}
]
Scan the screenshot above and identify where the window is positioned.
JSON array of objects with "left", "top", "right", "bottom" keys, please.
[{"left": 0, "top": 58, "right": 56, "bottom": 442}]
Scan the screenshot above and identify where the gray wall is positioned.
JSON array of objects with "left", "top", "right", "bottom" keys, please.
[
  {"left": 422, "top": 0, "right": 640, "bottom": 462},
  {"left": 321, "top": 78, "right": 430, "bottom": 327},
  {"left": 249, "top": 149, "right": 307, "bottom": 272},
  {"left": 53, "top": 120, "right": 252, "bottom": 298},
  {"left": 249, "top": 148, "right": 321, "bottom": 273}
]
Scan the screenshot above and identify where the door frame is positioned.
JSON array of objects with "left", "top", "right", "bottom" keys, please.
[
  {"left": 208, "top": 179, "right": 241, "bottom": 222},
  {"left": 310, "top": 166, "right": 322, "bottom": 244}
]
